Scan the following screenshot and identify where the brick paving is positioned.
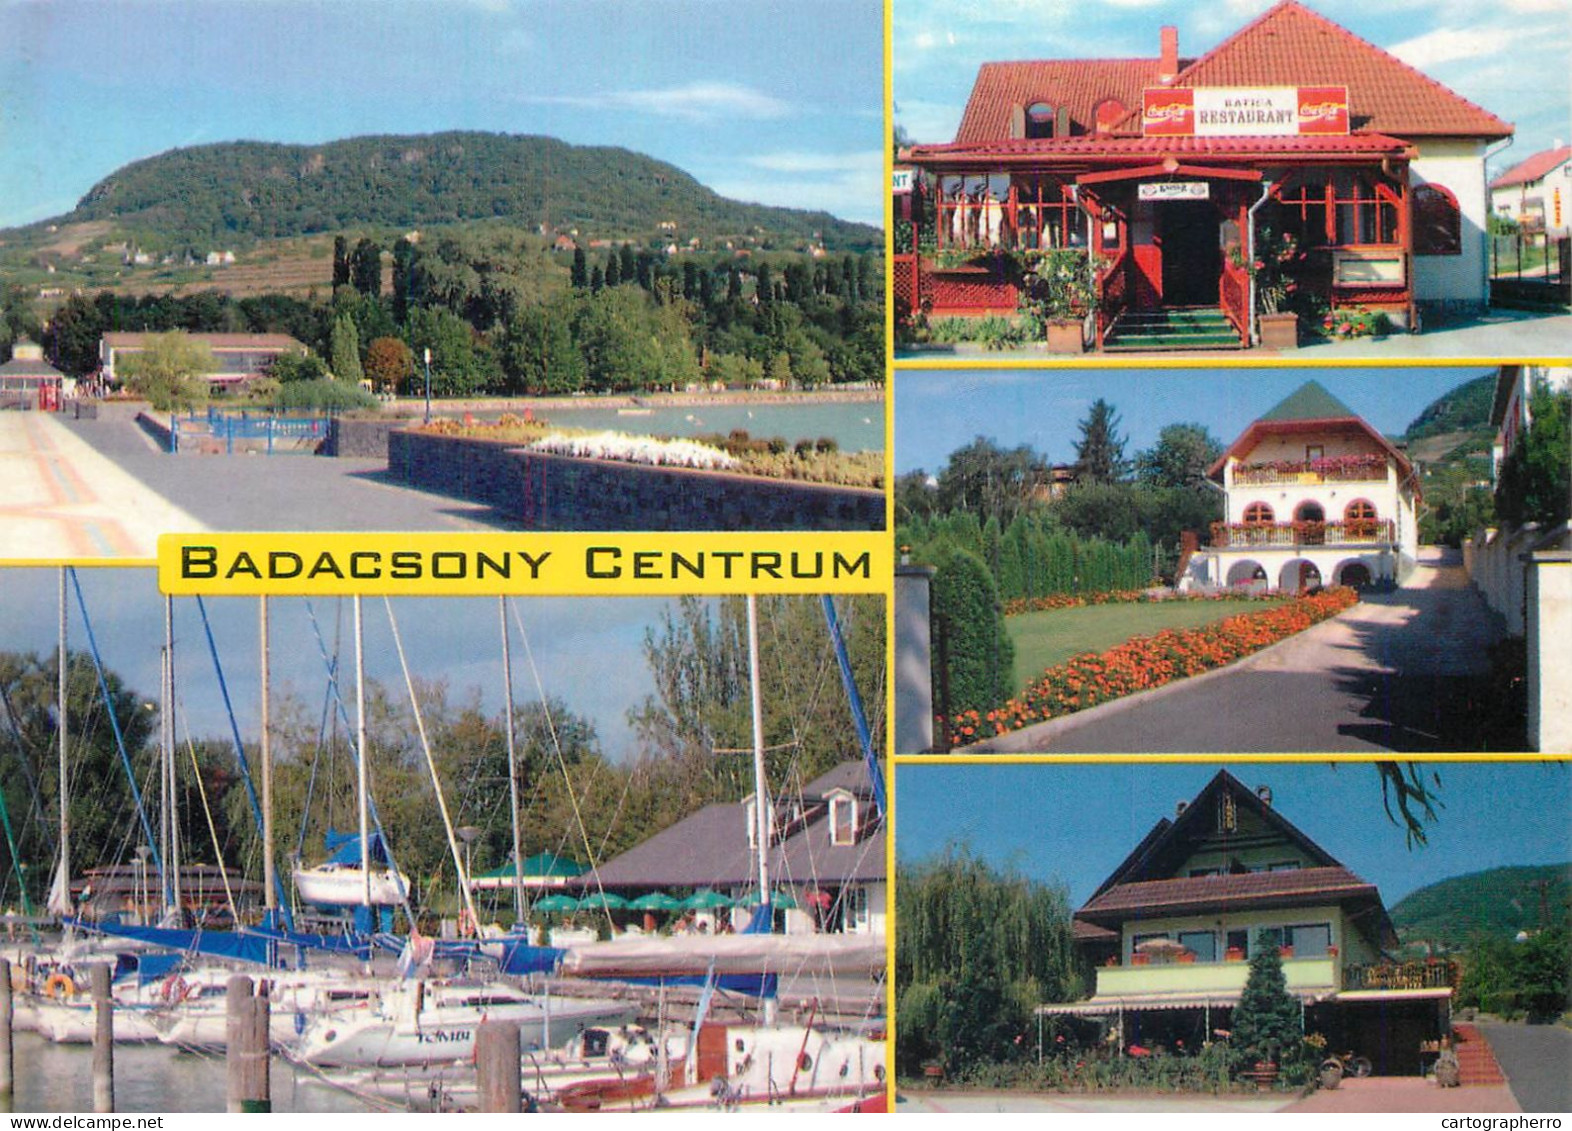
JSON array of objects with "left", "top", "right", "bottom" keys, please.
[{"left": 1285, "top": 1076, "right": 1521, "bottom": 1113}]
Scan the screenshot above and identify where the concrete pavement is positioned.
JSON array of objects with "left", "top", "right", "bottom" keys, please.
[
  {"left": 1284, "top": 1076, "right": 1522, "bottom": 1113},
  {"left": 0, "top": 408, "right": 509, "bottom": 561},
  {"left": 1477, "top": 1023, "right": 1572, "bottom": 1113},
  {"left": 897, "top": 1088, "right": 1290, "bottom": 1113},
  {"left": 0, "top": 410, "right": 207, "bottom": 559},
  {"left": 973, "top": 548, "right": 1513, "bottom": 754}
]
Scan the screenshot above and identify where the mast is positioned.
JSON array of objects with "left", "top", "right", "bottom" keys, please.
[
  {"left": 162, "top": 597, "right": 176, "bottom": 918},
  {"left": 51, "top": 568, "right": 70, "bottom": 917},
  {"left": 260, "top": 597, "right": 276, "bottom": 923},
  {"left": 745, "top": 596, "right": 778, "bottom": 1026},
  {"left": 499, "top": 598, "right": 526, "bottom": 924},
  {"left": 354, "top": 595, "right": 370, "bottom": 915}
]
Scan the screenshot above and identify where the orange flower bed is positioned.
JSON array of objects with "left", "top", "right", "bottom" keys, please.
[
  {"left": 948, "top": 587, "right": 1358, "bottom": 742},
  {"left": 1003, "top": 589, "right": 1295, "bottom": 616}
]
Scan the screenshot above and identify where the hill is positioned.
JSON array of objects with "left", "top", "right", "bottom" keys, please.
[
  {"left": 1391, "top": 863, "right": 1572, "bottom": 951},
  {"left": 1403, "top": 372, "right": 1499, "bottom": 446},
  {"left": 5, "top": 132, "right": 879, "bottom": 253}
]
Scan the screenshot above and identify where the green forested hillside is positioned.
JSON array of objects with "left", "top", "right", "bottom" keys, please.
[
  {"left": 1403, "top": 372, "right": 1498, "bottom": 445},
  {"left": 1391, "top": 863, "right": 1572, "bottom": 950},
  {"left": 15, "top": 132, "right": 879, "bottom": 249}
]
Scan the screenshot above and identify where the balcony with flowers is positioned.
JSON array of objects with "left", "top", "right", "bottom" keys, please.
[
  {"left": 1211, "top": 518, "right": 1395, "bottom": 549},
  {"left": 1229, "top": 453, "right": 1390, "bottom": 488}
]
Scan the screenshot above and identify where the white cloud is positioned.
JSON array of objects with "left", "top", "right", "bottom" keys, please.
[
  {"left": 744, "top": 150, "right": 882, "bottom": 175},
  {"left": 894, "top": 99, "right": 965, "bottom": 146},
  {"left": 707, "top": 148, "right": 883, "bottom": 226},
  {"left": 524, "top": 82, "right": 791, "bottom": 123},
  {"left": 1388, "top": 26, "right": 1521, "bottom": 69}
]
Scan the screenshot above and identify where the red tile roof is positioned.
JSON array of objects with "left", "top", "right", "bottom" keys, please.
[
  {"left": 907, "top": 132, "right": 1412, "bottom": 168},
  {"left": 1149, "top": 1, "right": 1510, "bottom": 140},
  {"left": 1491, "top": 145, "right": 1572, "bottom": 190},
  {"left": 1079, "top": 865, "right": 1380, "bottom": 921},
  {"left": 954, "top": 59, "right": 1163, "bottom": 146},
  {"left": 945, "top": 0, "right": 1509, "bottom": 149}
]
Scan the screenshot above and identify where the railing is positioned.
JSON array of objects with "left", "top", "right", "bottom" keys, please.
[
  {"left": 1343, "top": 960, "right": 1459, "bottom": 992},
  {"left": 1232, "top": 458, "right": 1389, "bottom": 486},
  {"left": 171, "top": 411, "right": 331, "bottom": 455},
  {"left": 1220, "top": 258, "right": 1249, "bottom": 342},
  {"left": 1095, "top": 250, "right": 1130, "bottom": 349},
  {"left": 1210, "top": 519, "right": 1394, "bottom": 548}
]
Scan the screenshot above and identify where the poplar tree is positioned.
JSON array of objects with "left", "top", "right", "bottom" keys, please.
[{"left": 329, "top": 314, "right": 363, "bottom": 384}]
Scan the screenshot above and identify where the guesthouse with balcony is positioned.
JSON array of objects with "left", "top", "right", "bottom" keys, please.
[
  {"left": 893, "top": 0, "right": 1510, "bottom": 350},
  {"left": 1040, "top": 770, "right": 1456, "bottom": 1075},
  {"left": 1184, "top": 380, "right": 1419, "bottom": 592}
]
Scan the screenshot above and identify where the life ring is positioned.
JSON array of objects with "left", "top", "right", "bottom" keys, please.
[
  {"left": 44, "top": 972, "right": 75, "bottom": 1000},
  {"left": 159, "top": 973, "right": 190, "bottom": 1004}
]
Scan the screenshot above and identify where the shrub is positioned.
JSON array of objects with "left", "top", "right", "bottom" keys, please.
[
  {"left": 269, "top": 377, "right": 377, "bottom": 413},
  {"left": 931, "top": 548, "right": 1015, "bottom": 722}
]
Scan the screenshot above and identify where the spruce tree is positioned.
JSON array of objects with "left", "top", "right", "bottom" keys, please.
[
  {"left": 1073, "top": 398, "right": 1128, "bottom": 483},
  {"left": 1231, "top": 945, "right": 1302, "bottom": 1068}
]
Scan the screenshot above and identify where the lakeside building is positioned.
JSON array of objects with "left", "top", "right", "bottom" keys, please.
[
  {"left": 99, "top": 332, "right": 307, "bottom": 389},
  {"left": 895, "top": 0, "right": 1511, "bottom": 350},
  {"left": 583, "top": 761, "right": 885, "bottom": 938},
  {"left": 1185, "top": 380, "right": 1420, "bottom": 591},
  {"left": 1040, "top": 770, "right": 1455, "bottom": 1075},
  {"left": 0, "top": 339, "right": 70, "bottom": 408}
]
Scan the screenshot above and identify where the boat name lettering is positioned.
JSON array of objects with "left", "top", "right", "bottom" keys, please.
[
  {"left": 584, "top": 546, "right": 871, "bottom": 581},
  {"left": 180, "top": 547, "right": 552, "bottom": 581},
  {"left": 415, "top": 1028, "right": 474, "bottom": 1044}
]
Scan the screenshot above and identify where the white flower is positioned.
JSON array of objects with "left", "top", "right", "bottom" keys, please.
[{"left": 526, "top": 430, "right": 739, "bottom": 471}]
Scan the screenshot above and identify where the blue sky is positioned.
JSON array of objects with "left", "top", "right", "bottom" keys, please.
[
  {"left": 0, "top": 0, "right": 883, "bottom": 229},
  {"left": 2, "top": 567, "right": 678, "bottom": 761},
  {"left": 893, "top": 366, "right": 1495, "bottom": 475},
  {"left": 895, "top": 761, "right": 1572, "bottom": 907},
  {"left": 893, "top": 0, "right": 1571, "bottom": 179}
]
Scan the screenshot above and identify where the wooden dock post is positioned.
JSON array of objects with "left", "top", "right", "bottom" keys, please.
[
  {"left": 226, "top": 975, "right": 270, "bottom": 1113},
  {"left": 92, "top": 963, "right": 113, "bottom": 1113},
  {"left": 0, "top": 957, "right": 13, "bottom": 1107},
  {"left": 475, "top": 1019, "right": 521, "bottom": 1113}
]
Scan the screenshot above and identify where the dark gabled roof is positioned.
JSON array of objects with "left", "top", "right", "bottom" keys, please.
[
  {"left": 1490, "top": 145, "right": 1572, "bottom": 190},
  {"left": 0, "top": 356, "right": 66, "bottom": 379},
  {"left": 583, "top": 761, "right": 884, "bottom": 890},
  {"left": 1092, "top": 769, "right": 1342, "bottom": 893},
  {"left": 953, "top": 58, "right": 1163, "bottom": 145},
  {"left": 1209, "top": 381, "right": 1415, "bottom": 482},
  {"left": 1080, "top": 866, "right": 1385, "bottom": 920}
]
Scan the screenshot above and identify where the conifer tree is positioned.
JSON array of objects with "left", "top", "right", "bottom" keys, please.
[
  {"left": 605, "top": 252, "right": 622, "bottom": 288},
  {"left": 570, "top": 247, "right": 588, "bottom": 289},
  {"left": 1073, "top": 398, "right": 1128, "bottom": 483},
  {"left": 329, "top": 314, "right": 363, "bottom": 384},
  {"left": 1231, "top": 945, "right": 1302, "bottom": 1068}
]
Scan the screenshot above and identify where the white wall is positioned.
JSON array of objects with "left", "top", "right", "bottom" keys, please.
[{"left": 1410, "top": 139, "right": 1491, "bottom": 310}]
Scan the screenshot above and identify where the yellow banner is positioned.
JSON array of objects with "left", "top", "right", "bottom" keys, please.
[{"left": 158, "top": 532, "right": 890, "bottom": 596}]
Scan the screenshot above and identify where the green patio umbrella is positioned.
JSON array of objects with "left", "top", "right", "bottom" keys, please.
[
  {"left": 630, "top": 891, "right": 683, "bottom": 912},
  {"left": 577, "top": 891, "right": 630, "bottom": 911},
  {"left": 532, "top": 893, "right": 579, "bottom": 914},
  {"left": 682, "top": 889, "right": 734, "bottom": 911},
  {"left": 768, "top": 889, "right": 799, "bottom": 910}
]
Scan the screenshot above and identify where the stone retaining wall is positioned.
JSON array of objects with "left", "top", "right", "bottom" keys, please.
[
  {"left": 325, "top": 416, "right": 413, "bottom": 458},
  {"left": 135, "top": 411, "right": 174, "bottom": 452},
  {"left": 387, "top": 430, "right": 884, "bottom": 531}
]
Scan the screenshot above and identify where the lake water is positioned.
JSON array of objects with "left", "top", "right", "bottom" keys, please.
[
  {"left": 519, "top": 399, "right": 885, "bottom": 453},
  {"left": 4, "top": 1033, "right": 379, "bottom": 1114}
]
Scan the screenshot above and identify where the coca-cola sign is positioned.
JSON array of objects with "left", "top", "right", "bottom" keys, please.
[{"left": 1143, "top": 86, "right": 1349, "bottom": 137}]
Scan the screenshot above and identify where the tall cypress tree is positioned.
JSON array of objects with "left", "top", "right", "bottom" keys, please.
[
  {"left": 329, "top": 314, "right": 363, "bottom": 384},
  {"left": 570, "top": 247, "right": 588, "bottom": 289},
  {"left": 605, "top": 252, "right": 622, "bottom": 288},
  {"left": 331, "top": 235, "right": 350, "bottom": 289},
  {"left": 618, "top": 243, "right": 636, "bottom": 286}
]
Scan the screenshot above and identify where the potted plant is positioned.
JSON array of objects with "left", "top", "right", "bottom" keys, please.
[
  {"left": 1018, "top": 248, "right": 1097, "bottom": 353},
  {"left": 1232, "top": 226, "right": 1303, "bottom": 350}
]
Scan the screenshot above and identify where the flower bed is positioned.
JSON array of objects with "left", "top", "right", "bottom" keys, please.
[
  {"left": 527, "top": 430, "right": 739, "bottom": 470},
  {"left": 949, "top": 587, "right": 1358, "bottom": 741}
]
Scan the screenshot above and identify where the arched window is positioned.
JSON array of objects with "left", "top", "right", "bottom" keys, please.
[
  {"left": 1344, "top": 499, "right": 1377, "bottom": 522},
  {"left": 1243, "top": 501, "right": 1275, "bottom": 524},
  {"left": 1025, "top": 102, "right": 1056, "bottom": 139},
  {"left": 1413, "top": 183, "right": 1461, "bottom": 256}
]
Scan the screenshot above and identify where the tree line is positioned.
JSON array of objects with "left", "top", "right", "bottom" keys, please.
[
  {"left": 31, "top": 227, "right": 885, "bottom": 398},
  {"left": 0, "top": 595, "right": 884, "bottom": 920}
]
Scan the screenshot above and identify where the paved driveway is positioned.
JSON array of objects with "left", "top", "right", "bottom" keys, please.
[
  {"left": 1478, "top": 1024, "right": 1572, "bottom": 1113},
  {"left": 973, "top": 548, "right": 1513, "bottom": 754}
]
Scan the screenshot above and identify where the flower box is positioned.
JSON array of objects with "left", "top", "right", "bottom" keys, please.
[
  {"left": 1258, "top": 311, "right": 1299, "bottom": 350},
  {"left": 1226, "top": 947, "right": 1245, "bottom": 961},
  {"left": 1045, "top": 319, "right": 1085, "bottom": 354}
]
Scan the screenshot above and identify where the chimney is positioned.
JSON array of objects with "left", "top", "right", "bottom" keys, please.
[{"left": 1159, "top": 25, "right": 1179, "bottom": 84}]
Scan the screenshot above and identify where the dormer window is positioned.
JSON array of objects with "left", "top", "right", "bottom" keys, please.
[
  {"left": 1025, "top": 102, "right": 1056, "bottom": 139},
  {"left": 745, "top": 798, "right": 777, "bottom": 850},
  {"left": 829, "top": 792, "right": 857, "bottom": 846}
]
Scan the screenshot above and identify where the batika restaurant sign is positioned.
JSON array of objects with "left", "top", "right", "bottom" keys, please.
[
  {"left": 1139, "top": 182, "right": 1210, "bottom": 201},
  {"left": 1142, "top": 87, "right": 1350, "bottom": 137}
]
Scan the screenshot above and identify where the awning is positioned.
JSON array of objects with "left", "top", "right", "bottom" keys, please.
[
  {"left": 1037, "top": 989, "right": 1331, "bottom": 1016},
  {"left": 1334, "top": 988, "right": 1454, "bottom": 1003}
]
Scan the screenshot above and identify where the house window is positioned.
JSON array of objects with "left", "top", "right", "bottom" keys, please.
[
  {"left": 1266, "top": 860, "right": 1302, "bottom": 872},
  {"left": 1413, "top": 184, "right": 1462, "bottom": 255},
  {"left": 1276, "top": 172, "right": 1401, "bottom": 249},
  {"left": 829, "top": 795, "right": 856, "bottom": 846},
  {"left": 1189, "top": 867, "right": 1221, "bottom": 877},
  {"left": 1345, "top": 499, "right": 1377, "bottom": 522},
  {"left": 1288, "top": 923, "right": 1332, "bottom": 957},
  {"left": 1226, "top": 929, "right": 1250, "bottom": 959},
  {"left": 846, "top": 886, "right": 870, "bottom": 931},
  {"left": 1243, "top": 501, "right": 1275, "bottom": 525},
  {"left": 1025, "top": 102, "right": 1056, "bottom": 139},
  {"left": 1011, "top": 176, "right": 1082, "bottom": 250},
  {"left": 1305, "top": 444, "right": 1324, "bottom": 461},
  {"left": 1178, "top": 929, "right": 1217, "bottom": 962}
]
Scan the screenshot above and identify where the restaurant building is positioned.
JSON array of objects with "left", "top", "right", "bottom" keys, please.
[{"left": 895, "top": 0, "right": 1513, "bottom": 350}]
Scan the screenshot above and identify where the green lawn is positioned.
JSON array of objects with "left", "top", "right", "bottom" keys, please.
[{"left": 1007, "top": 598, "right": 1292, "bottom": 692}]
